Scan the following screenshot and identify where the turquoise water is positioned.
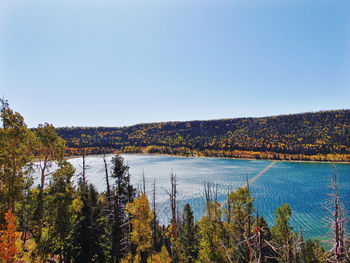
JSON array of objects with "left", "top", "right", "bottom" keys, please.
[{"left": 37, "top": 154, "right": 350, "bottom": 241}]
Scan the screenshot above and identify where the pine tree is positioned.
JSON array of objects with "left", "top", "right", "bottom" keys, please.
[
  {"left": 71, "top": 183, "right": 110, "bottom": 262},
  {"left": 179, "top": 204, "right": 199, "bottom": 263},
  {"left": 44, "top": 161, "right": 76, "bottom": 262},
  {"left": 110, "top": 154, "right": 136, "bottom": 262},
  {"left": 226, "top": 187, "right": 255, "bottom": 262},
  {"left": 271, "top": 203, "right": 294, "bottom": 263},
  {"left": 252, "top": 215, "right": 274, "bottom": 262},
  {"left": 303, "top": 239, "right": 326, "bottom": 262},
  {"left": 198, "top": 201, "right": 227, "bottom": 263}
]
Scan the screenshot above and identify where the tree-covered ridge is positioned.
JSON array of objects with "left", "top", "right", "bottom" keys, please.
[{"left": 56, "top": 110, "right": 350, "bottom": 161}]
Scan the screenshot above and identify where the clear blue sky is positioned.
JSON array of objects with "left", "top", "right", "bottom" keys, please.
[{"left": 0, "top": 0, "right": 349, "bottom": 128}]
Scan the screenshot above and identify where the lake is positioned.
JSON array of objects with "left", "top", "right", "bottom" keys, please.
[{"left": 36, "top": 154, "right": 350, "bottom": 242}]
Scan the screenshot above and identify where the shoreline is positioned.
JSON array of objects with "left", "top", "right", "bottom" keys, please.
[{"left": 63, "top": 152, "right": 350, "bottom": 165}]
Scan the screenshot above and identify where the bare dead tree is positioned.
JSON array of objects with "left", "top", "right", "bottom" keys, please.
[
  {"left": 204, "top": 181, "right": 218, "bottom": 204},
  {"left": 168, "top": 172, "right": 183, "bottom": 263},
  {"left": 152, "top": 178, "right": 157, "bottom": 253},
  {"left": 255, "top": 212, "right": 263, "bottom": 263},
  {"left": 102, "top": 153, "right": 115, "bottom": 223},
  {"left": 246, "top": 172, "right": 250, "bottom": 192},
  {"left": 246, "top": 234, "right": 254, "bottom": 263},
  {"left": 292, "top": 235, "right": 298, "bottom": 263},
  {"left": 299, "top": 229, "right": 306, "bottom": 263},
  {"left": 81, "top": 146, "right": 86, "bottom": 184},
  {"left": 227, "top": 187, "right": 232, "bottom": 224},
  {"left": 77, "top": 136, "right": 93, "bottom": 185},
  {"left": 0, "top": 97, "right": 9, "bottom": 129},
  {"left": 255, "top": 231, "right": 262, "bottom": 263},
  {"left": 243, "top": 210, "right": 289, "bottom": 263},
  {"left": 204, "top": 181, "right": 211, "bottom": 203},
  {"left": 142, "top": 170, "right": 146, "bottom": 195},
  {"left": 324, "top": 165, "right": 348, "bottom": 263},
  {"left": 214, "top": 183, "right": 218, "bottom": 203},
  {"left": 246, "top": 173, "right": 252, "bottom": 247},
  {"left": 264, "top": 239, "right": 282, "bottom": 259},
  {"left": 334, "top": 166, "right": 342, "bottom": 262},
  {"left": 103, "top": 153, "right": 111, "bottom": 198}
]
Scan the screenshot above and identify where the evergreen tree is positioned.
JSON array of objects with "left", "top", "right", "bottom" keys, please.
[
  {"left": 271, "top": 203, "right": 294, "bottom": 263},
  {"left": 198, "top": 201, "right": 228, "bottom": 263},
  {"left": 17, "top": 188, "right": 37, "bottom": 247},
  {"left": 252, "top": 215, "right": 275, "bottom": 262},
  {"left": 44, "top": 161, "right": 76, "bottom": 262},
  {"left": 110, "top": 154, "right": 136, "bottom": 262},
  {"left": 226, "top": 187, "right": 255, "bottom": 262},
  {"left": 303, "top": 239, "right": 326, "bottom": 263},
  {"left": 179, "top": 204, "right": 199, "bottom": 263},
  {"left": 71, "top": 183, "right": 110, "bottom": 262}
]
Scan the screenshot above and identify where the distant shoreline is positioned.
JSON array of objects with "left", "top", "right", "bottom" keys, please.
[{"left": 64, "top": 152, "right": 350, "bottom": 165}]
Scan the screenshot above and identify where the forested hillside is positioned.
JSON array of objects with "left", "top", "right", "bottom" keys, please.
[{"left": 57, "top": 110, "right": 350, "bottom": 161}]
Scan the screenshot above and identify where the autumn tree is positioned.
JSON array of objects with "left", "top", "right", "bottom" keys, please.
[
  {"left": 35, "top": 123, "right": 66, "bottom": 193},
  {"left": 147, "top": 246, "right": 172, "bottom": 263},
  {"left": 125, "top": 193, "right": 154, "bottom": 263},
  {"left": 0, "top": 210, "right": 19, "bottom": 263},
  {"left": 34, "top": 123, "right": 66, "bottom": 247},
  {"left": 0, "top": 104, "right": 35, "bottom": 215},
  {"left": 198, "top": 185, "right": 227, "bottom": 263}
]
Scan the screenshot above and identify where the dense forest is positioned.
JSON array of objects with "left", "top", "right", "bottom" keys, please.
[
  {"left": 56, "top": 110, "right": 350, "bottom": 162},
  {"left": 1, "top": 100, "right": 350, "bottom": 263}
]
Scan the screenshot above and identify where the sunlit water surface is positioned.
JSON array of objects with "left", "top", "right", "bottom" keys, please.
[{"left": 34, "top": 154, "right": 350, "bottom": 241}]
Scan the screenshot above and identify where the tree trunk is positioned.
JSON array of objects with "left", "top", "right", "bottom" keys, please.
[
  {"left": 169, "top": 173, "right": 183, "bottom": 263},
  {"left": 103, "top": 154, "right": 111, "bottom": 199}
]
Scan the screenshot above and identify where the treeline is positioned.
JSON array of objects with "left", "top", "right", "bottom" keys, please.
[
  {"left": 1, "top": 100, "right": 350, "bottom": 262},
  {"left": 56, "top": 110, "right": 350, "bottom": 162}
]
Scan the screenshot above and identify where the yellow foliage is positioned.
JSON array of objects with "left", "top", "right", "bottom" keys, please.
[
  {"left": 147, "top": 246, "right": 172, "bottom": 263},
  {"left": 72, "top": 196, "right": 83, "bottom": 213},
  {"left": 125, "top": 193, "right": 154, "bottom": 253},
  {"left": 120, "top": 253, "right": 133, "bottom": 263}
]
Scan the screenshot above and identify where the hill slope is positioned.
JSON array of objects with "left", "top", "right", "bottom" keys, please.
[{"left": 56, "top": 110, "right": 350, "bottom": 161}]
